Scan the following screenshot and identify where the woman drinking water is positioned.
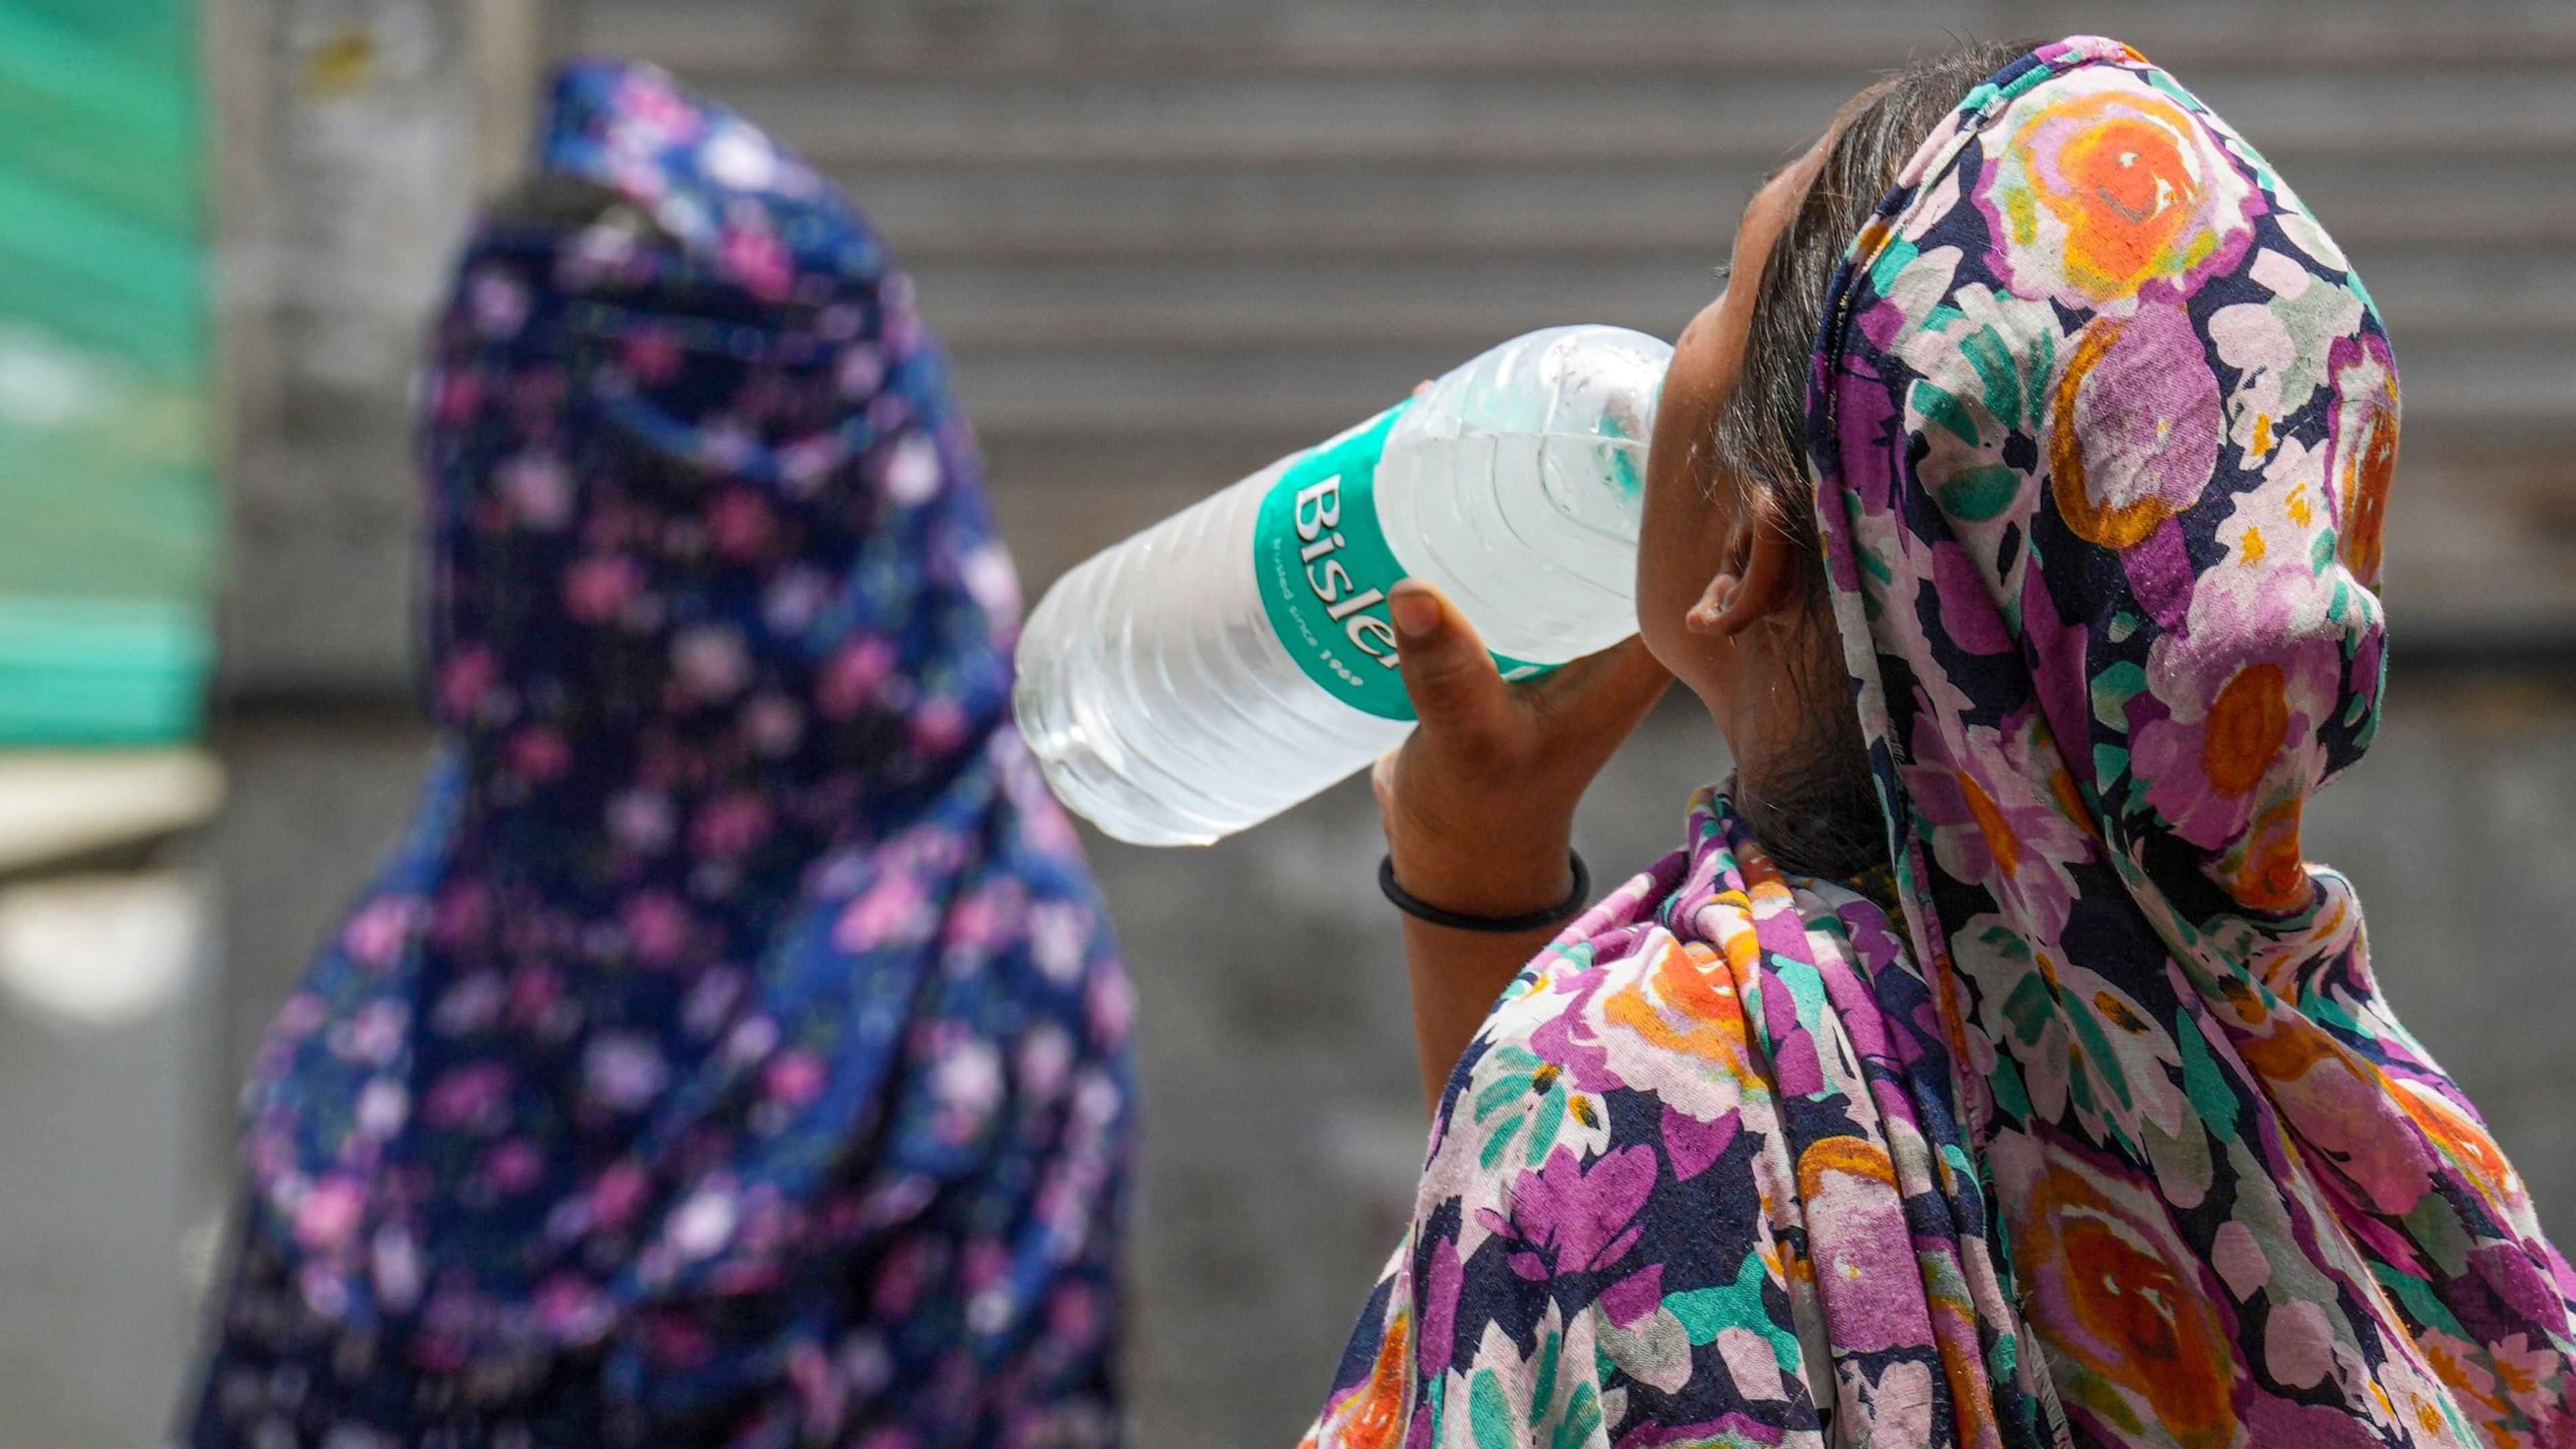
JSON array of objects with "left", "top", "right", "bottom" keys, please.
[{"left": 1310, "top": 35, "right": 2575, "bottom": 1449}]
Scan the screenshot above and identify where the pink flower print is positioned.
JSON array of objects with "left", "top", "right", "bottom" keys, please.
[
  {"left": 776, "top": 436, "right": 844, "bottom": 495},
  {"left": 818, "top": 637, "right": 896, "bottom": 718},
  {"left": 910, "top": 697, "right": 969, "bottom": 756},
  {"left": 607, "top": 789, "right": 677, "bottom": 855},
  {"left": 468, "top": 267, "right": 530, "bottom": 336},
  {"left": 692, "top": 792, "right": 773, "bottom": 857},
  {"left": 423, "top": 1061, "right": 514, "bottom": 1133},
  {"left": 429, "top": 882, "right": 490, "bottom": 947},
  {"left": 329, "top": 999, "right": 410, "bottom": 1067},
  {"left": 743, "top": 693, "right": 804, "bottom": 756},
  {"left": 1017, "top": 1024, "right": 1074, "bottom": 1105},
  {"left": 945, "top": 882, "right": 1017, "bottom": 950},
  {"left": 2489, "top": 1333, "right": 2568, "bottom": 1427},
  {"left": 1489, "top": 1142, "right": 1656, "bottom": 1280},
  {"left": 275, "top": 980, "right": 332, "bottom": 1036},
  {"left": 621, "top": 892, "right": 695, "bottom": 967},
  {"left": 1027, "top": 902, "right": 1089, "bottom": 985},
  {"left": 667, "top": 1182, "right": 740, "bottom": 1260},
  {"left": 1047, "top": 1281, "right": 1104, "bottom": 1353},
  {"left": 484, "top": 1137, "right": 547, "bottom": 1195},
  {"left": 700, "top": 118, "right": 781, "bottom": 190},
  {"left": 959, "top": 543, "right": 1021, "bottom": 620},
  {"left": 508, "top": 726, "right": 572, "bottom": 782},
  {"left": 535, "top": 1275, "right": 616, "bottom": 1345},
  {"left": 764, "top": 1049, "right": 827, "bottom": 1107},
  {"left": 834, "top": 872, "right": 928, "bottom": 952},
  {"left": 354, "top": 1077, "right": 408, "bottom": 1138},
  {"left": 2133, "top": 564, "right": 2345, "bottom": 860},
  {"left": 707, "top": 490, "right": 778, "bottom": 562},
  {"left": 588, "top": 1161, "right": 651, "bottom": 1229},
  {"left": 370, "top": 1226, "right": 423, "bottom": 1311},
  {"left": 564, "top": 554, "right": 643, "bottom": 623},
  {"left": 682, "top": 967, "right": 746, "bottom": 1037},
  {"left": 621, "top": 328, "right": 685, "bottom": 385},
  {"left": 584, "top": 1032, "right": 669, "bottom": 1113},
  {"left": 881, "top": 435, "right": 943, "bottom": 505},
  {"left": 1907, "top": 717, "right": 2093, "bottom": 942},
  {"left": 435, "top": 646, "right": 499, "bottom": 718},
  {"left": 726, "top": 1013, "right": 779, "bottom": 1065},
  {"left": 431, "top": 369, "right": 482, "bottom": 427},
  {"left": 615, "top": 71, "right": 703, "bottom": 151},
  {"left": 499, "top": 452, "right": 574, "bottom": 530},
  {"left": 836, "top": 345, "right": 884, "bottom": 400},
  {"left": 931, "top": 1039, "right": 1004, "bottom": 1144},
  {"left": 1087, "top": 963, "right": 1135, "bottom": 1047},
  {"left": 506, "top": 965, "right": 563, "bottom": 1027},
  {"left": 1597, "top": 1262, "right": 1666, "bottom": 1329},
  {"left": 340, "top": 895, "right": 421, "bottom": 969},
  {"left": 763, "top": 568, "right": 833, "bottom": 634},
  {"left": 672, "top": 625, "right": 752, "bottom": 701},
  {"left": 696, "top": 422, "right": 759, "bottom": 476},
  {"left": 720, "top": 224, "right": 794, "bottom": 302},
  {"left": 294, "top": 1175, "right": 368, "bottom": 1252}
]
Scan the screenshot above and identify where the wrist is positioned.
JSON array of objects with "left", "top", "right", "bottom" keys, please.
[
  {"left": 1382, "top": 851, "right": 1589, "bottom": 934},
  {"left": 1384, "top": 819, "right": 1576, "bottom": 919}
]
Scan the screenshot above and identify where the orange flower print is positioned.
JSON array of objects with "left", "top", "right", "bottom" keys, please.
[
  {"left": 1319, "top": 1307, "right": 1410, "bottom": 1449},
  {"left": 2221, "top": 796, "right": 2312, "bottom": 914},
  {"left": 2324, "top": 331, "right": 2400, "bottom": 588},
  {"left": 2390, "top": 1079, "right": 2521, "bottom": 1216},
  {"left": 2008, "top": 1154, "right": 2240, "bottom": 1448},
  {"left": 2200, "top": 663, "right": 2290, "bottom": 800},
  {"left": 1986, "top": 76, "right": 2252, "bottom": 309}
]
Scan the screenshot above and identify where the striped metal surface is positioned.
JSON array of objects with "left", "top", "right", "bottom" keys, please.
[{"left": 565, "top": 0, "right": 2576, "bottom": 637}]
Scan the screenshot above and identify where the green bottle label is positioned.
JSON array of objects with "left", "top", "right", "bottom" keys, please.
[{"left": 1252, "top": 400, "right": 1547, "bottom": 722}]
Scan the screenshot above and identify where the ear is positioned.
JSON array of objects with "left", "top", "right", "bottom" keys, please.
[{"left": 1683, "top": 499, "right": 1804, "bottom": 639}]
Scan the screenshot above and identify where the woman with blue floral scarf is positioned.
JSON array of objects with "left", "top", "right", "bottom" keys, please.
[{"left": 183, "top": 62, "right": 1134, "bottom": 1449}]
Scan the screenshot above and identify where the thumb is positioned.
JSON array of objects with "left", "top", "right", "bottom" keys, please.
[{"left": 1388, "top": 579, "right": 1509, "bottom": 749}]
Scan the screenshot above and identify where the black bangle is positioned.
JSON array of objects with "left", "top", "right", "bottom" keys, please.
[{"left": 1379, "top": 851, "right": 1591, "bottom": 934}]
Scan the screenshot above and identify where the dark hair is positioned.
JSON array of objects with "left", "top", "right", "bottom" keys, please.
[{"left": 1714, "top": 39, "right": 2033, "bottom": 883}]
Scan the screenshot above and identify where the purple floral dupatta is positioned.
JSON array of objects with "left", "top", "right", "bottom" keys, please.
[{"left": 1308, "top": 37, "right": 2575, "bottom": 1449}]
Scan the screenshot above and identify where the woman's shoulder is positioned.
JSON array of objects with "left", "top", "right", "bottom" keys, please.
[
  {"left": 1388, "top": 919, "right": 1835, "bottom": 1435},
  {"left": 1421, "top": 916, "right": 1781, "bottom": 1223}
]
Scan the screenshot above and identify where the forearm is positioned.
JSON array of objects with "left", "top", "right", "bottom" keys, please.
[
  {"left": 1388, "top": 841, "right": 1575, "bottom": 1115},
  {"left": 1401, "top": 914, "right": 1560, "bottom": 1115}
]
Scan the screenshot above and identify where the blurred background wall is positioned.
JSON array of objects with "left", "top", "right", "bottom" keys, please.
[{"left": 1, "top": 3, "right": 2571, "bottom": 1446}]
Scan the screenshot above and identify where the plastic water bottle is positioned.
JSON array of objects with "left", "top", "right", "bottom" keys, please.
[{"left": 1014, "top": 326, "right": 1671, "bottom": 846}]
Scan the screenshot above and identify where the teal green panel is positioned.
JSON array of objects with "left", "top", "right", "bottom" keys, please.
[
  {"left": 0, "top": 169, "right": 207, "bottom": 381},
  {"left": 0, "top": 597, "right": 210, "bottom": 745},
  {"left": 0, "top": 4, "right": 201, "bottom": 235},
  {"left": 4, "top": 0, "right": 195, "bottom": 73},
  {"left": 0, "top": 0, "right": 212, "bottom": 746}
]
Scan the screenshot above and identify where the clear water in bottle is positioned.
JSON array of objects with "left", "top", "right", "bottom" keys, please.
[{"left": 1014, "top": 325, "right": 1672, "bottom": 845}]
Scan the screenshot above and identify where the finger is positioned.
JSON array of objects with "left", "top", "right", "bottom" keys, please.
[
  {"left": 1411, "top": 379, "right": 1432, "bottom": 397},
  {"left": 1388, "top": 579, "right": 1511, "bottom": 753}
]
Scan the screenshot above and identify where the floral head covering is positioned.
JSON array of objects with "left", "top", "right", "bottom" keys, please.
[
  {"left": 1816, "top": 35, "right": 2571, "bottom": 1448},
  {"left": 1307, "top": 37, "right": 2571, "bottom": 1449},
  {"left": 221, "top": 60, "right": 1133, "bottom": 1440}
]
